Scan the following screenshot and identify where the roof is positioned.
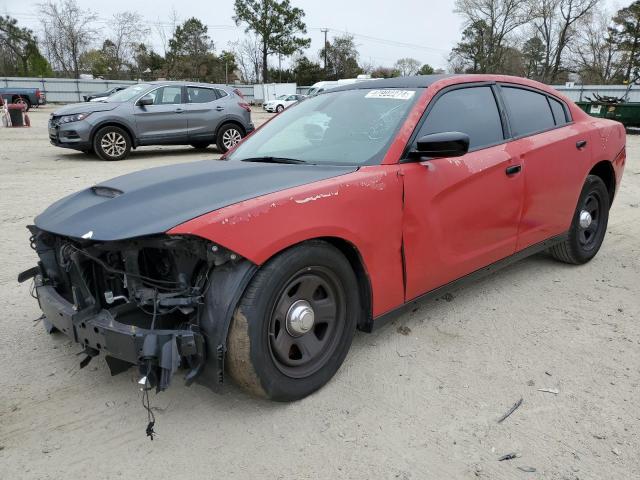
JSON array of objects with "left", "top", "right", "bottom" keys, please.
[
  {"left": 147, "top": 80, "right": 227, "bottom": 88},
  {"left": 331, "top": 75, "right": 454, "bottom": 92}
]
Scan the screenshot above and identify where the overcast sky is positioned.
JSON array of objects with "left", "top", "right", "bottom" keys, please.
[{"left": 0, "top": 0, "right": 626, "bottom": 70}]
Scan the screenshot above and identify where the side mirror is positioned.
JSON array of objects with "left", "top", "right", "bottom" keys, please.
[
  {"left": 137, "top": 95, "right": 154, "bottom": 107},
  {"left": 408, "top": 131, "right": 470, "bottom": 159}
]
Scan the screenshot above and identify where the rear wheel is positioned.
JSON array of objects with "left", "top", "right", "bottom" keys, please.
[
  {"left": 549, "top": 175, "right": 610, "bottom": 264},
  {"left": 227, "top": 241, "right": 360, "bottom": 401},
  {"left": 216, "top": 123, "right": 244, "bottom": 153},
  {"left": 93, "top": 126, "right": 131, "bottom": 161},
  {"left": 13, "top": 96, "right": 30, "bottom": 112}
]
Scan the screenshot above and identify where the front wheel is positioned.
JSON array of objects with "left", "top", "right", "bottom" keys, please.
[
  {"left": 549, "top": 175, "right": 610, "bottom": 264},
  {"left": 216, "top": 124, "right": 244, "bottom": 153},
  {"left": 227, "top": 241, "right": 360, "bottom": 401},
  {"left": 93, "top": 126, "right": 131, "bottom": 161},
  {"left": 276, "top": 104, "right": 284, "bottom": 113}
]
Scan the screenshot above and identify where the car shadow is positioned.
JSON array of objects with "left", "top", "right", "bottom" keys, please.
[{"left": 56, "top": 147, "right": 223, "bottom": 162}]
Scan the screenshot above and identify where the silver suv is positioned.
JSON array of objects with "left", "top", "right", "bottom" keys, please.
[{"left": 48, "top": 82, "right": 254, "bottom": 161}]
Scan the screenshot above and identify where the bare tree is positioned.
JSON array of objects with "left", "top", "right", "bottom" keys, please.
[
  {"left": 570, "top": 9, "right": 621, "bottom": 84},
  {"left": 454, "top": 0, "right": 529, "bottom": 72},
  {"left": 394, "top": 57, "right": 421, "bottom": 76},
  {"left": 231, "top": 35, "right": 262, "bottom": 83},
  {"left": 40, "top": 0, "right": 98, "bottom": 78},
  {"left": 106, "top": 12, "right": 149, "bottom": 75},
  {"left": 531, "top": 0, "right": 599, "bottom": 83}
]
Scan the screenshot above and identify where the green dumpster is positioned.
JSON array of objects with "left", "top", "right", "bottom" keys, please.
[{"left": 576, "top": 101, "right": 640, "bottom": 128}]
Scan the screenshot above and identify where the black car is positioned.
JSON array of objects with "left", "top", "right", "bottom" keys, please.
[{"left": 83, "top": 86, "right": 128, "bottom": 102}]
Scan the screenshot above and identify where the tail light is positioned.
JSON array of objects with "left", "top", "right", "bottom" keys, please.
[
  {"left": 233, "top": 88, "right": 244, "bottom": 99},
  {"left": 35, "top": 88, "right": 41, "bottom": 99},
  {"left": 238, "top": 102, "right": 251, "bottom": 113}
]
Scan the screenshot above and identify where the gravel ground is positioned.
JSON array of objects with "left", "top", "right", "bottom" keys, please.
[{"left": 1, "top": 106, "right": 639, "bottom": 479}]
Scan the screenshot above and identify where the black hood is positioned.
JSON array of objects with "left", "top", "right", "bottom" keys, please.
[{"left": 35, "top": 160, "right": 356, "bottom": 241}]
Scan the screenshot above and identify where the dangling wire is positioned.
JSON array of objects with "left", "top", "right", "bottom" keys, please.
[{"left": 141, "top": 289, "right": 158, "bottom": 441}]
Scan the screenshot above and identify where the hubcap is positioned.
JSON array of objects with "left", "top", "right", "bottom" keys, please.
[
  {"left": 579, "top": 210, "right": 592, "bottom": 228},
  {"left": 222, "top": 128, "right": 242, "bottom": 149},
  {"left": 268, "top": 268, "right": 345, "bottom": 378},
  {"left": 101, "top": 132, "right": 126, "bottom": 157},
  {"left": 286, "top": 300, "right": 315, "bottom": 336}
]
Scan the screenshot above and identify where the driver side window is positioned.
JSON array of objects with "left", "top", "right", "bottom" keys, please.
[
  {"left": 149, "top": 86, "right": 183, "bottom": 105},
  {"left": 417, "top": 86, "right": 504, "bottom": 151}
]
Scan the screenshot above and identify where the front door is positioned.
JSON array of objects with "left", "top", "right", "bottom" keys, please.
[
  {"left": 133, "top": 85, "right": 188, "bottom": 144},
  {"left": 400, "top": 84, "right": 524, "bottom": 301}
]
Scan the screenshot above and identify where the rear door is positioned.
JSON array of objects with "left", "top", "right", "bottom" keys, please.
[
  {"left": 185, "top": 86, "right": 226, "bottom": 143},
  {"left": 133, "top": 85, "right": 188, "bottom": 144},
  {"left": 400, "top": 84, "right": 524, "bottom": 300},
  {"left": 498, "top": 85, "right": 589, "bottom": 250}
]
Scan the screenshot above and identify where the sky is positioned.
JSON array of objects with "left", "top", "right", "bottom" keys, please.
[{"left": 0, "top": 0, "right": 627, "bottom": 71}]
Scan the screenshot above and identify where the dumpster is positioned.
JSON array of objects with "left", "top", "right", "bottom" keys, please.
[{"left": 576, "top": 101, "right": 640, "bottom": 128}]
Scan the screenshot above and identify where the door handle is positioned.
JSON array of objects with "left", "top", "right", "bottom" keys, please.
[
  {"left": 215, "top": 106, "right": 225, "bottom": 111},
  {"left": 576, "top": 140, "right": 587, "bottom": 149},
  {"left": 175, "top": 108, "right": 184, "bottom": 113},
  {"left": 505, "top": 165, "right": 522, "bottom": 176}
]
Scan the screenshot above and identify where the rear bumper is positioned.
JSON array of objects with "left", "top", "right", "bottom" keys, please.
[{"left": 35, "top": 277, "right": 205, "bottom": 389}]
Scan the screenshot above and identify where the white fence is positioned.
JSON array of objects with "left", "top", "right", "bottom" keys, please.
[
  {"left": 0, "top": 77, "right": 261, "bottom": 103},
  {"left": 3, "top": 77, "right": 639, "bottom": 104},
  {"left": 551, "top": 85, "right": 639, "bottom": 102}
]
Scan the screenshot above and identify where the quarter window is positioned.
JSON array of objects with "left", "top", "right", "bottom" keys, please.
[
  {"left": 549, "top": 97, "right": 568, "bottom": 125},
  {"left": 418, "top": 86, "right": 504, "bottom": 150},
  {"left": 502, "top": 87, "right": 555, "bottom": 136},
  {"left": 187, "top": 87, "right": 217, "bottom": 103}
]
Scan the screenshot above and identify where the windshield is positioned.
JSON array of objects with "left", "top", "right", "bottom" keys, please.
[
  {"left": 107, "top": 83, "right": 151, "bottom": 102},
  {"left": 275, "top": 95, "right": 288, "bottom": 100},
  {"left": 228, "top": 88, "right": 420, "bottom": 166}
]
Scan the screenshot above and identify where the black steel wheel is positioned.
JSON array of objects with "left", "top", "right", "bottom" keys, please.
[
  {"left": 549, "top": 175, "right": 610, "bottom": 264},
  {"left": 227, "top": 241, "right": 360, "bottom": 401}
]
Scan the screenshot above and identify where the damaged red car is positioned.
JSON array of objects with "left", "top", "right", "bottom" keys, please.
[{"left": 21, "top": 75, "right": 626, "bottom": 401}]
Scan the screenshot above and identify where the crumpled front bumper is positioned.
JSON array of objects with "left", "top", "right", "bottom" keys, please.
[{"left": 35, "top": 277, "right": 205, "bottom": 390}]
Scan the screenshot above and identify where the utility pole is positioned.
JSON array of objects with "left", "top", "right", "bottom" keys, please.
[
  {"left": 321, "top": 28, "right": 329, "bottom": 75},
  {"left": 225, "top": 60, "right": 228, "bottom": 85}
]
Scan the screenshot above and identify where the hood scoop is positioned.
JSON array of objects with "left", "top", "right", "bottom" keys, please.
[{"left": 91, "top": 186, "right": 123, "bottom": 198}]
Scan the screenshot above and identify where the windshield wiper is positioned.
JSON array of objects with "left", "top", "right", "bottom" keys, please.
[{"left": 240, "top": 156, "right": 307, "bottom": 164}]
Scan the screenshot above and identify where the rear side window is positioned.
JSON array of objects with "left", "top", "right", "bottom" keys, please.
[
  {"left": 502, "top": 87, "right": 555, "bottom": 136},
  {"left": 418, "top": 86, "right": 504, "bottom": 150},
  {"left": 215, "top": 89, "right": 228, "bottom": 98},
  {"left": 187, "top": 87, "right": 217, "bottom": 103},
  {"left": 549, "top": 97, "right": 568, "bottom": 125}
]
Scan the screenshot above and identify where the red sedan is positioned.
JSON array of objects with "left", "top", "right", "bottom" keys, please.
[{"left": 21, "top": 75, "right": 626, "bottom": 402}]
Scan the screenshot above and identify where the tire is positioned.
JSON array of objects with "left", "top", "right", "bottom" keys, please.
[
  {"left": 13, "top": 96, "right": 30, "bottom": 112},
  {"left": 216, "top": 123, "right": 244, "bottom": 153},
  {"left": 549, "top": 175, "right": 610, "bottom": 264},
  {"left": 93, "top": 126, "right": 131, "bottom": 161},
  {"left": 276, "top": 104, "right": 284, "bottom": 113},
  {"left": 191, "top": 142, "right": 210, "bottom": 150},
  {"left": 227, "top": 241, "right": 360, "bottom": 401}
]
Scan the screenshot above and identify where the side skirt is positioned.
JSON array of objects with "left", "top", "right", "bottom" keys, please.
[{"left": 368, "top": 232, "right": 568, "bottom": 332}]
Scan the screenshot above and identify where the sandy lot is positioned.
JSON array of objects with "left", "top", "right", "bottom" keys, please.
[{"left": 0, "top": 106, "right": 639, "bottom": 479}]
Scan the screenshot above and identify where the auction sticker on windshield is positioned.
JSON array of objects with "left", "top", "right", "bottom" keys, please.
[{"left": 365, "top": 90, "right": 415, "bottom": 100}]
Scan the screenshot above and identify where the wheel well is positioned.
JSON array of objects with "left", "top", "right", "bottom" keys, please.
[
  {"left": 92, "top": 122, "right": 135, "bottom": 146},
  {"left": 318, "top": 237, "right": 373, "bottom": 332},
  {"left": 589, "top": 160, "right": 615, "bottom": 207},
  {"left": 216, "top": 120, "right": 246, "bottom": 138}
]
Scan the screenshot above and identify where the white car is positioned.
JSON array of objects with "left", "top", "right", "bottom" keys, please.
[{"left": 263, "top": 94, "right": 305, "bottom": 113}]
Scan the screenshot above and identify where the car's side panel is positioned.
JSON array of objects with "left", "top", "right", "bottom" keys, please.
[
  {"left": 169, "top": 166, "right": 407, "bottom": 317},
  {"left": 400, "top": 144, "right": 523, "bottom": 300},
  {"left": 588, "top": 119, "right": 627, "bottom": 196},
  {"left": 509, "top": 122, "right": 595, "bottom": 250}
]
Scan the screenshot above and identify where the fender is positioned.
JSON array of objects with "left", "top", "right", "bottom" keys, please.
[{"left": 169, "top": 165, "right": 407, "bottom": 318}]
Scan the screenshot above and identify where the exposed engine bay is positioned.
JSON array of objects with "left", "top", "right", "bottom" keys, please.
[{"left": 22, "top": 226, "right": 252, "bottom": 393}]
